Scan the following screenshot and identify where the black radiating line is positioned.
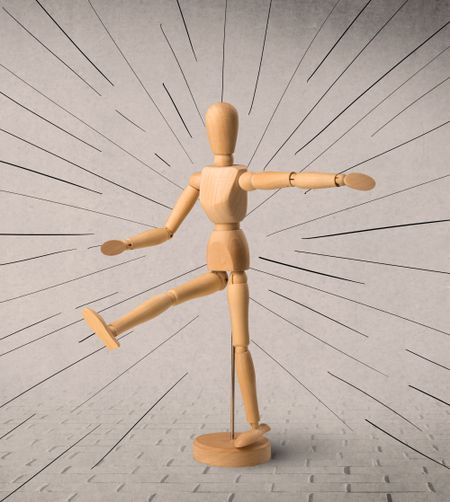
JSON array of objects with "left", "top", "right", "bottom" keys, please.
[
  {"left": 0, "top": 318, "right": 83, "bottom": 358},
  {"left": 91, "top": 372, "right": 188, "bottom": 468},
  {"left": 0, "top": 90, "right": 100, "bottom": 151},
  {"left": 409, "top": 385, "right": 450, "bottom": 407},
  {"left": 250, "top": 267, "right": 450, "bottom": 336},
  {"left": 78, "top": 332, "right": 97, "bottom": 343},
  {"left": 75, "top": 292, "right": 119, "bottom": 309},
  {"left": 261, "top": 2, "right": 412, "bottom": 171},
  {"left": 328, "top": 371, "right": 421, "bottom": 431},
  {"left": 160, "top": 24, "right": 204, "bottom": 126},
  {"left": 247, "top": 0, "right": 341, "bottom": 166},
  {"left": 221, "top": 0, "right": 228, "bottom": 102},
  {"left": 72, "top": 316, "right": 197, "bottom": 412},
  {"left": 0, "top": 333, "right": 132, "bottom": 410},
  {"left": 0, "top": 248, "right": 75, "bottom": 266},
  {"left": 175, "top": 0, "right": 197, "bottom": 61},
  {"left": 250, "top": 266, "right": 450, "bottom": 336},
  {"left": 1, "top": 160, "right": 101, "bottom": 195},
  {"left": 302, "top": 44, "right": 450, "bottom": 170},
  {"left": 406, "top": 349, "right": 450, "bottom": 372},
  {"left": 0, "top": 256, "right": 145, "bottom": 304},
  {"left": 259, "top": 256, "right": 364, "bottom": 284},
  {"left": 372, "top": 76, "right": 450, "bottom": 136},
  {"left": 339, "top": 120, "right": 450, "bottom": 174},
  {"left": 261, "top": 0, "right": 410, "bottom": 172},
  {"left": 270, "top": 289, "right": 368, "bottom": 338},
  {"left": 295, "top": 249, "right": 450, "bottom": 276},
  {"left": 0, "top": 233, "right": 92, "bottom": 236},
  {"left": 0, "top": 313, "right": 60, "bottom": 341},
  {"left": 302, "top": 218, "right": 450, "bottom": 240},
  {"left": 34, "top": 0, "right": 113, "bottom": 85},
  {"left": 2, "top": 7, "right": 101, "bottom": 96},
  {"left": 86, "top": 0, "right": 193, "bottom": 164},
  {"left": 0, "top": 189, "right": 156, "bottom": 227},
  {"left": 307, "top": 0, "right": 374, "bottom": 82},
  {"left": 115, "top": 109, "right": 146, "bottom": 132},
  {"left": 0, "top": 128, "right": 170, "bottom": 209},
  {"left": 79, "top": 330, "right": 97, "bottom": 342},
  {"left": 78, "top": 264, "right": 206, "bottom": 342},
  {"left": 250, "top": 297, "right": 386, "bottom": 376},
  {"left": 365, "top": 419, "right": 449, "bottom": 470},
  {"left": 253, "top": 340, "right": 351, "bottom": 429},
  {"left": 154, "top": 152, "right": 171, "bottom": 167},
  {"left": 0, "top": 64, "right": 181, "bottom": 190},
  {"left": 267, "top": 173, "right": 450, "bottom": 236},
  {"left": 67, "top": 123, "right": 182, "bottom": 191},
  {"left": 0, "top": 413, "right": 36, "bottom": 441},
  {"left": 163, "top": 82, "right": 192, "bottom": 137},
  {"left": 295, "top": 20, "right": 450, "bottom": 155},
  {"left": 0, "top": 424, "right": 101, "bottom": 502},
  {"left": 248, "top": 0, "right": 272, "bottom": 115},
  {"left": 67, "top": 111, "right": 182, "bottom": 190},
  {"left": 246, "top": 189, "right": 281, "bottom": 217}
]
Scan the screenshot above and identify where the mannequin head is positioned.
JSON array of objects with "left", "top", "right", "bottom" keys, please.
[{"left": 205, "top": 102, "right": 238, "bottom": 166}]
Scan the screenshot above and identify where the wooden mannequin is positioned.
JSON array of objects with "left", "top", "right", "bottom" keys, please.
[{"left": 83, "top": 102, "right": 375, "bottom": 466}]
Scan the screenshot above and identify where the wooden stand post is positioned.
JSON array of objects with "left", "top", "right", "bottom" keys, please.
[{"left": 230, "top": 332, "right": 235, "bottom": 441}]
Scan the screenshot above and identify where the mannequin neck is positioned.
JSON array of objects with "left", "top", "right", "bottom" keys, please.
[{"left": 213, "top": 154, "right": 233, "bottom": 167}]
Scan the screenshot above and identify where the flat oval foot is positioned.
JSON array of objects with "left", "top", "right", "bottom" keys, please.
[
  {"left": 83, "top": 308, "right": 119, "bottom": 350},
  {"left": 234, "top": 423, "right": 271, "bottom": 448}
]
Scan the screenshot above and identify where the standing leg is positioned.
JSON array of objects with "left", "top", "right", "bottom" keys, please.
[
  {"left": 227, "top": 271, "right": 270, "bottom": 447},
  {"left": 84, "top": 271, "right": 227, "bottom": 349}
]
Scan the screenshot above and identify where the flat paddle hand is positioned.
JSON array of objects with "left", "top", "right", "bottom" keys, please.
[
  {"left": 343, "top": 172, "right": 375, "bottom": 191},
  {"left": 101, "top": 240, "right": 128, "bottom": 256}
]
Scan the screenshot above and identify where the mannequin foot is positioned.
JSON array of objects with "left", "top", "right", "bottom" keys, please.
[
  {"left": 234, "top": 423, "right": 270, "bottom": 448},
  {"left": 83, "top": 308, "right": 120, "bottom": 350}
]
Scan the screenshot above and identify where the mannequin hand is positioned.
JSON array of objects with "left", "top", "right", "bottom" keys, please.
[
  {"left": 338, "top": 172, "right": 375, "bottom": 191},
  {"left": 101, "top": 239, "right": 129, "bottom": 256}
]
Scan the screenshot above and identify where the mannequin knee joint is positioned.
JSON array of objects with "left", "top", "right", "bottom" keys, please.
[{"left": 230, "top": 271, "right": 247, "bottom": 284}]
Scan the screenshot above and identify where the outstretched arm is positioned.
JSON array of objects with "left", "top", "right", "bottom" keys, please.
[
  {"left": 239, "top": 171, "right": 375, "bottom": 191},
  {"left": 101, "top": 173, "right": 201, "bottom": 256}
]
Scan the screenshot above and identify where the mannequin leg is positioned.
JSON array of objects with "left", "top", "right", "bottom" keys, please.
[
  {"left": 227, "top": 271, "right": 270, "bottom": 447},
  {"left": 84, "top": 271, "right": 228, "bottom": 349}
]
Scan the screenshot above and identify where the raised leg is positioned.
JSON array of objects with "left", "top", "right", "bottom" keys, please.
[
  {"left": 227, "top": 271, "right": 270, "bottom": 447},
  {"left": 83, "top": 271, "right": 228, "bottom": 349}
]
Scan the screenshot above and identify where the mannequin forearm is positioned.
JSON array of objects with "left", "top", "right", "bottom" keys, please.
[
  {"left": 290, "top": 172, "right": 344, "bottom": 189},
  {"left": 125, "top": 227, "right": 172, "bottom": 249}
]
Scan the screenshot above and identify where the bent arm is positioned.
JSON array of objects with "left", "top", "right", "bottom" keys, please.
[
  {"left": 239, "top": 171, "right": 375, "bottom": 191},
  {"left": 101, "top": 173, "right": 200, "bottom": 255}
]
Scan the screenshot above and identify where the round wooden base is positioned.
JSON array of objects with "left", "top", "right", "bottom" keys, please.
[{"left": 193, "top": 432, "right": 271, "bottom": 467}]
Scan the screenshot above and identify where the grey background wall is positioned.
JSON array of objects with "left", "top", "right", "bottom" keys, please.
[{"left": 1, "top": 0, "right": 449, "bottom": 500}]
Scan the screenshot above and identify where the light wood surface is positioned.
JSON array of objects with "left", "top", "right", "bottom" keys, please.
[{"left": 193, "top": 432, "right": 271, "bottom": 467}]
